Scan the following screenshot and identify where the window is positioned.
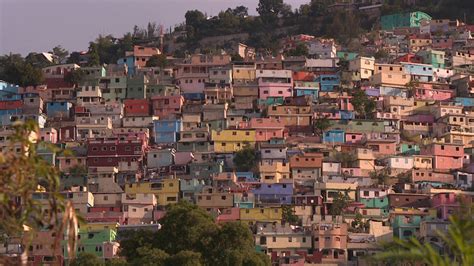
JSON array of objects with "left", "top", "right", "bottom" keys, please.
[
  {"left": 288, "top": 237, "right": 292, "bottom": 242},
  {"left": 272, "top": 237, "right": 276, "bottom": 242}
]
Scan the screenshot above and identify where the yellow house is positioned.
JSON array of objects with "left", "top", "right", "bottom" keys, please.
[
  {"left": 413, "top": 155, "right": 433, "bottom": 169},
  {"left": 125, "top": 178, "right": 180, "bottom": 206},
  {"left": 314, "top": 182, "right": 358, "bottom": 202},
  {"left": 232, "top": 63, "right": 256, "bottom": 81},
  {"left": 258, "top": 160, "right": 290, "bottom": 183},
  {"left": 83, "top": 222, "right": 119, "bottom": 232},
  {"left": 211, "top": 129, "right": 256, "bottom": 153},
  {"left": 239, "top": 207, "right": 282, "bottom": 224},
  {"left": 371, "top": 63, "right": 411, "bottom": 88}
]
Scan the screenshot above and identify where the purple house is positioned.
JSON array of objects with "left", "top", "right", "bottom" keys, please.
[{"left": 251, "top": 183, "right": 293, "bottom": 206}]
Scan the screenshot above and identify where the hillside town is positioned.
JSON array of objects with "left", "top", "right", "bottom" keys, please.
[{"left": 1, "top": 3, "right": 474, "bottom": 266}]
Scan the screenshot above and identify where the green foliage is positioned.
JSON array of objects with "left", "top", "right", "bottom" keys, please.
[
  {"left": 370, "top": 167, "right": 391, "bottom": 185},
  {"left": 282, "top": 205, "right": 299, "bottom": 225},
  {"left": 350, "top": 213, "right": 369, "bottom": 233},
  {"left": 64, "top": 69, "right": 86, "bottom": 86},
  {"left": 70, "top": 252, "right": 103, "bottom": 266},
  {"left": 373, "top": 205, "right": 474, "bottom": 265},
  {"left": 118, "top": 201, "right": 269, "bottom": 266},
  {"left": 374, "top": 49, "right": 389, "bottom": 60},
  {"left": 351, "top": 87, "right": 376, "bottom": 119},
  {"left": 332, "top": 151, "right": 356, "bottom": 168},
  {"left": 51, "top": 45, "right": 69, "bottom": 64},
  {"left": 0, "top": 121, "right": 60, "bottom": 237},
  {"left": 0, "top": 54, "right": 44, "bottom": 87},
  {"left": 330, "top": 191, "right": 351, "bottom": 216},
  {"left": 314, "top": 116, "right": 331, "bottom": 137},
  {"left": 233, "top": 146, "right": 257, "bottom": 172},
  {"left": 257, "top": 0, "right": 284, "bottom": 25},
  {"left": 146, "top": 54, "right": 168, "bottom": 68},
  {"left": 285, "top": 43, "right": 308, "bottom": 57}
]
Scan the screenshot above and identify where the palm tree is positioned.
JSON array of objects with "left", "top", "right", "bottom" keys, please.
[{"left": 372, "top": 205, "right": 474, "bottom": 266}]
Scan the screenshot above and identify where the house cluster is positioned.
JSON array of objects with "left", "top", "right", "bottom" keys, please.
[{"left": 1, "top": 10, "right": 474, "bottom": 266}]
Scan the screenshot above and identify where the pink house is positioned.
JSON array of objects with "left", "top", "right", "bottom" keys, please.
[
  {"left": 431, "top": 37, "right": 453, "bottom": 50},
  {"left": 257, "top": 69, "right": 293, "bottom": 100},
  {"left": 367, "top": 140, "right": 397, "bottom": 156},
  {"left": 415, "top": 84, "right": 453, "bottom": 101},
  {"left": 421, "top": 143, "right": 464, "bottom": 170},
  {"left": 24, "top": 230, "right": 64, "bottom": 266},
  {"left": 216, "top": 207, "right": 240, "bottom": 223},
  {"left": 433, "top": 156, "right": 463, "bottom": 170},
  {"left": 421, "top": 143, "right": 463, "bottom": 157},
  {"left": 151, "top": 95, "right": 184, "bottom": 118},
  {"left": 239, "top": 117, "right": 287, "bottom": 142},
  {"left": 338, "top": 96, "right": 353, "bottom": 111},
  {"left": 40, "top": 128, "right": 58, "bottom": 143},
  {"left": 103, "top": 242, "right": 120, "bottom": 259},
  {"left": 431, "top": 192, "right": 460, "bottom": 220},
  {"left": 314, "top": 111, "right": 341, "bottom": 120},
  {"left": 345, "top": 133, "right": 364, "bottom": 144},
  {"left": 341, "top": 168, "right": 362, "bottom": 177},
  {"left": 174, "top": 151, "right": 194, "bottom": 165}
]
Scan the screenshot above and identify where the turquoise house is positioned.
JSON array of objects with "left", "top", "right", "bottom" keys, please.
[
  {"left": 392, "top": 215, "right": 422, "bottom": 240},
  {"left": 400, "top": 143, "right": 420, "bottom": 155},
  {"left": 381, "top": 11, "right": 431, "bottom": 30}
]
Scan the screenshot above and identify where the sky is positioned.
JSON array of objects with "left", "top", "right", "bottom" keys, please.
[{"left": 0, "top": 0, "right": 309, "bottom": 55}]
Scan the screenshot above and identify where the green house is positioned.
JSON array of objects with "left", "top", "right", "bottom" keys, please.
[
  {"left": 400, "top": 143, "right": 420, "bottom": 155},
  {"left": 63, "top": 228, "right": 117, "bottom": 259},
  {"left": 417, "top": 49, "right": 446, "bottom": 68},
  {"left": 337, "top": 51, "right": 359, "bottom": 61},
  {"left": 126, "top": 75, "right": 147, "bottom": 99},
  {"left": 381, "top": 11, "right": 431, "bottom": 30},
  {"left": 392, "top": 215, "right": 422, "bottom": 240}
]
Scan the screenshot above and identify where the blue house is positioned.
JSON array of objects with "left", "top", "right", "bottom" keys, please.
[
  {"left": 251, "top": 183, "right": 293, "bottom": 205},
  {"left": 153, "top": 119, "right": 182, "bottom": 144},
  {"left": 402, "top": 63, "right": 434, "bottom": 82},
  {"left": 455, "top": 97, "right": 474, "bottom": 107},
  {"left": 180, "top": 178, "right": 205, "bottom": 202},
  {"left": 182, "top": 93, "right": 204, "bottom": 101},
  {"left": 46, "top": 102, "right": 73, "bottom": 118},
  {"left": 339, "top": 111, "right": 354, "bottom": 120},
  {"left": 117, "top": 56, "right": 135, "bottom": 76},
  {"left": 316, "top": 74, "right": 340, "bottom": 92},
  {"left": 323, "top": 129, "right": 345, "bottom": 144},
  {"left": 0, "top": 81, "right": 21, "bottom": 101}
]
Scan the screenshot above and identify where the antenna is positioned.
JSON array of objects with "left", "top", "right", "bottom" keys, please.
[{"left": 159, "top": 24, "right": 164, "bottom": 54}]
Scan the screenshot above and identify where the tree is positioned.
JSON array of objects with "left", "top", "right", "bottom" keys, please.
[
  {"left": 145, "top": 54, "right": 168, "bottom": 68},
  {"left": 282, "top": 205, "right": 299, "bottom": 225},
  {"left": 0, "top": 54, "right": 44, "bottom": 87},
  {"left": 257, "top": 0, "right": 284, "bottom": 25},
  {"left": 0, "top": 121, "right": 79, "bottom": 264},
  {"left": 314, "top": 116, "right": 331, "bottom": 138},
  {"left": 370, "top": 167, "right": 391, "bottom": 185},
  {"left": 70, "top": 252, "right": 103, "bottom": 266},
  {"left": 332, "top": 151, "right": 356, "bottom": 168},
  {"left": 350, "top": 212, "right": 369, "bottom": 233},
  {"left": 118, "top": 202, "right": 269, "bottom": 265},
  {"left": 166, "top": 250, "right": 202, "bottom": 266},
  {"left": 233, "top": 146, "right": 257, "bottom": 172},
  {"left": 51, "top": 45, "right": 69, "bottom": 64},
  {"left": 87, "top": 43, "right": 100, "bottom": 66},
  {"left": 230, "top": 5, "right": 249, "bottom": 17},
  {"left": 286, "top": 43, "right": 308, "bottom": 57},
  {"left": 64, "top": 69, "right": 86, "bottom": 87},
  {"left": 351, "top": 87, "right": 376, "bottom": 119},
  {"left": 133, "top": 247, "right": 169, "bottom": 266},
  {"left": 330, "top": 191, "right": 351, "bottom": 216},
  {"left": 373, "top": 205, "right": 474, "bottom": 266}
]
